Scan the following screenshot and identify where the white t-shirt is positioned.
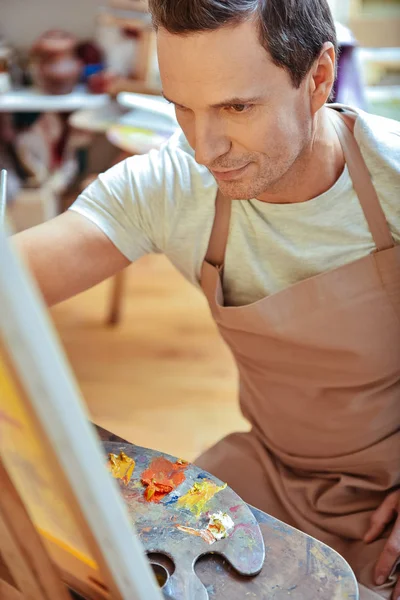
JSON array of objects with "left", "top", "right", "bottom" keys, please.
[{"left": 70, "top": 105, "right": 400, "bottom": 307}]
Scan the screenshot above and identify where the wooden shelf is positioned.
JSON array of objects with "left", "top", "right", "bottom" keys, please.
[
  {"left": 98, "top": 5, "right": 159, "bottom": 93},
  {"left": 98, "top": 8, "right": 152, "bottom": 31},
  {"left": 349, "top": 16, "right": 400, "bottom": 47}
]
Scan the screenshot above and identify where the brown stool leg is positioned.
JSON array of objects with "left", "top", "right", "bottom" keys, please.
[{"left": 107, "top": 270, "right": 126, "bottom": 326}]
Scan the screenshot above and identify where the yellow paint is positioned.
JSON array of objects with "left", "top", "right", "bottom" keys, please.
[
  {"left": 333, "top": 588, "right": 349, "bottom": 600},
  {"left": 177, "top": 480, "right": 227, "bottom": 517},
  {"left": 39, "top": 528, "right": 97, "bottom": 570},
  {"left": 310, "top": 546, "right": 334, "bottom": 568},
  {"left": 131, "top": 480, "right": 144, "bottom": 490},
  {"left": 311, "top": 546, "right": 351, "bottom": 600},
  {"left": 0, "top": 352, "right": 95, "bottom": 566},
  {"left": 107, "top": 451, "right": 135, "bottom": 485}
]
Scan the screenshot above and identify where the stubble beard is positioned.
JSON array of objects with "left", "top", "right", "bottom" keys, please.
[{"left": 216, "top": 131, "right": 313, "bottom": 201}]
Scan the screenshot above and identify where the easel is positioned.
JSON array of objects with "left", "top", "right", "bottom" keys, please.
[
  {"left": 0, "top": 173, "right": 163, "bottom": 600},
  {"left": 1, "top": 170, "right": 66, "bottom": 599},
  {"left": 0, "top": 461, "right": 71, "bottom": 600}
]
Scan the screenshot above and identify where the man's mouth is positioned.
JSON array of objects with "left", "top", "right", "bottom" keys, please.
[{"left": 211, "top": 163, "right": 250, "bottom": 181}]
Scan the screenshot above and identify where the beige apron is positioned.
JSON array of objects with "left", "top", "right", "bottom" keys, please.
[{"left": 195, "top": 108, "right": 400, "bottom": 599}]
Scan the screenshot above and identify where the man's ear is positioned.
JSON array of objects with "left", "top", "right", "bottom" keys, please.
[{"left": 309, "top": 42, "right": 336, "bottom": 114}]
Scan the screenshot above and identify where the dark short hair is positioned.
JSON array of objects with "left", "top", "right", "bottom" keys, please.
[{"left": 148, "top": 0, "right": 338, "bottom": 88}]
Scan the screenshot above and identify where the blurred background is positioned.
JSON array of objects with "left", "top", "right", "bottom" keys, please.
[{"left": 0, "top": 0, "right": 399, "bottom": 460}]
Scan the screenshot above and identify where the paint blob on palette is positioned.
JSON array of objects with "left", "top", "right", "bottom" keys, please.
[
  {"left": 177, "top": 480, "right": 227, "bottom": 516},
  {"left": 176, "top": 511, "right": 235, "bottom": 545},
  {"left": 141, "top": 456, "right": 188, "bottom": 502},
  {"left": 107, "top": 451, "right": 135, "bottom": 485},
  {"left": 103, "top": 441, "right": 265, "bottom": 598}
]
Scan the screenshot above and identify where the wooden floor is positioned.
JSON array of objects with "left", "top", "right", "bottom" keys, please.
[{"left": 51, "top": 254, "right": 248, "bottom": 461}]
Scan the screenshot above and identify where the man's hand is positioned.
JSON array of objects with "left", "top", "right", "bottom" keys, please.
[{"left": 364, "top": 490, "right": 400, "bottom": 598}]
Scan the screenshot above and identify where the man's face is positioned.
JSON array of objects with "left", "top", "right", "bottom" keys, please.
[{"left": 157, "top": 20, "right": 314, "bottom": 200}]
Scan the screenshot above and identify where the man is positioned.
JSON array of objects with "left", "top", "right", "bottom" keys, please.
[{"left": 14, "top": 1, "right": 399, "bottom": 598}]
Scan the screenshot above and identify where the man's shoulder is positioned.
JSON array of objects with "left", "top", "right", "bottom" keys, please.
[
  {"left": 329, "top": 103, "right": 399, "bottom": 153},
  {"left": 344, "top": 105, "right": 400, "bottom": 171},
  {"left": 159, "top": 129, "right": 217, "bottom": 200},
  {"left": 357, "top": 112, "right": 400, "bottom": 180},
  {"left": 354, "top": 107, "right": 399, "bottom": 144},
  {"left": 113, "top": 128, "right": 215, "bottom": 205},
  {"left": 165, "top": 128, "right": 194, "bottom": 153},
  {"left": 162, "top": 129, "right": 196, "bottom": 166}
]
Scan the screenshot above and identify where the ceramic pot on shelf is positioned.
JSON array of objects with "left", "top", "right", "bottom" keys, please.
[{"left": 30, "top": 30, "right": 82, "bottom": 95}]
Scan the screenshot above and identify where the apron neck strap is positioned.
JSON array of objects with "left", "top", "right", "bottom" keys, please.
[
  {"left": 328, "top": 108, "right": 394, "bottom": 252},
  {"left": 205, "top": 108, "right": 394, "bottom": 268},
  {"left": 204, "top": 189, "right": 232, "bottom": 268}
]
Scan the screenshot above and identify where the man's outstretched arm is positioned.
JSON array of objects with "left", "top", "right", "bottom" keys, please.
[{"left": 13, "top": 211, "right": 131, "bottom": 306}]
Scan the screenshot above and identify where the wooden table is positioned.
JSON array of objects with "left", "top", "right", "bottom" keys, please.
[
  {"left": 96, "top": 425, "right": 359, "bottom": 600},
  {"left": 106, "top": 93, "right": 177, "bottom": 156}
]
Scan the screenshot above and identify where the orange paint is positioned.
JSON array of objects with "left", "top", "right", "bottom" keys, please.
[
  {"left": 141, "top": 457, "right": 188, "bottom": 502},
  {"left": 107, "top": 451, "right": 135, "bottom": 486},
  {"left": 176, "top": 525, "right": 215, "bottom": 545}
]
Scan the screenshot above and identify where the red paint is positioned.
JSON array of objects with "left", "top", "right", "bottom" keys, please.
[
  {"left": 125, "top": 490, "right": 144, "bottom": 503},
  {"left": 141, "top": 457, "right": 188, "bottom": 503},
  {"left": 229, "top": 505, "right": 242, "bottom": 516}
]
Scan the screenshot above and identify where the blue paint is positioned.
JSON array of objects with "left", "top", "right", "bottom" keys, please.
[
  {"left": 163, "top": 494, "right": 180, "bottom": 506},
  {"left": 197, "top": 472, "right": 209, "bottom": 480},
  {"left": 206, "top": 584, "right": 215, "bottom": 595},
  {"left": 270, "top": 518, "right": 294, "bottom": 536}
]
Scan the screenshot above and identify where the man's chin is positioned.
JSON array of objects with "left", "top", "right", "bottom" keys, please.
[{"left": 215, "top": 179, "right": 259, "bottom": 200}]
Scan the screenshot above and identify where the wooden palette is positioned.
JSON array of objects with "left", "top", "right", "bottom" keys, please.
[{"left": 104, "top": 442, "right": 265, "bottom": 600}]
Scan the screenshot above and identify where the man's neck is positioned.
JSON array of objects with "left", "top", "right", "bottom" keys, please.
[{"left": 257, "top": 106, "right": 346, "bottom": 205}]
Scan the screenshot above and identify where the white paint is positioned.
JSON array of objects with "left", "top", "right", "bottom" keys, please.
[{"left": 207, "top": 512, "right": 235, "bottom": 541}]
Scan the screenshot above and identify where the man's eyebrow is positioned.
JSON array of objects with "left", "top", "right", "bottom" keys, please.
[{"left": 162, "top": 92, "right": 265, "bottom": 109}]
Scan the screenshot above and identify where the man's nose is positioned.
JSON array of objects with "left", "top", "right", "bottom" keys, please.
[{"left": 193, "top": 117, "right": 231, "bottom": 168}]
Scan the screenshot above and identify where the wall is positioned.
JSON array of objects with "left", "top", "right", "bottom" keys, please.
[
  {"left": 328, "top": 0, "right": 352, "bottom": 23},
  {"left": 0, "top": 0, "right": 103, "bottom": 49},
  {"left": 1, "top": 0, "right": 355, "bottom": 52}
]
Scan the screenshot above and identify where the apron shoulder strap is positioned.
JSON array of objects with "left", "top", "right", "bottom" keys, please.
[
  {"left": 204, "top": 189, "right": 232, "bottom": 268},
  {"left": 329, "top": 108, "right": 394, "bottom": 252}
]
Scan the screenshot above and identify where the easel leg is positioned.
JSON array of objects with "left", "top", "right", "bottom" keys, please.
[{"left": 0, "top": 461, "right": 70, "bottom": 600}]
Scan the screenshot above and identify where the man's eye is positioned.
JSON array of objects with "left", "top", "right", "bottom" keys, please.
[{"left": 228, "top": 104, "right": 252, "bottom": 114}]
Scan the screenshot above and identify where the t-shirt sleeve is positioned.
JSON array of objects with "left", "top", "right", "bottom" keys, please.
[{"left": 69, "top": 142, "right": 176, "bottom": 262}]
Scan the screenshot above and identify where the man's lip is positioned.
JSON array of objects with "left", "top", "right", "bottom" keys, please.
[{"left": 211, "top": 164, "right": 250, "bottom": 180}]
